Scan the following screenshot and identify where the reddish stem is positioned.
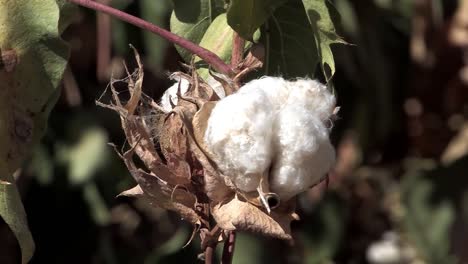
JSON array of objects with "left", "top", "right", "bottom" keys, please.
[
  {"left": 221, "top": 231, "right": 236, "bottom": 264},
  {"left": 68, "top": 0, "right": 235, "bottom": 76},
  {"left": 204, "top": 245, "right": 214, "bottom": 264}
]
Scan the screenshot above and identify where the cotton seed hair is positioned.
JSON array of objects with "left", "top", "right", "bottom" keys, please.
[
  {"left": 160, "top": 75, "right": 226, "bottom": 111},
  {"left": 204, "top": 77, "right": 336, "bottom": 202}
]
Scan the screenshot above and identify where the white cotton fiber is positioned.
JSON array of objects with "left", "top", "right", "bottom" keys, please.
[
  {"left": 160, "top": 75, "right": 226, "bottom": 111},
  {"left": 160, "top": 77, "right": 190, "bottom": 111},
  {"left": 204, "top": 77, "right": 336, "bottom": 201}
]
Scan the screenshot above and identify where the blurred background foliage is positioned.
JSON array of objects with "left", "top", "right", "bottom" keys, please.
[{"left": 1, "top": 0, "right": 468, "bottom": 263}]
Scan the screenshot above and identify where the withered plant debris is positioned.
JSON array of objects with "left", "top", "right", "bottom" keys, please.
[{"left": 98, "top": 47, "right": 300, "bottom": 255}]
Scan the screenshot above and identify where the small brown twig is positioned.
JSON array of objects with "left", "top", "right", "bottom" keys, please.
[
  {"left": 204, "top": 245, "right": 215, "bottom": 264},
  {"left": 67, "top": 0, "right": 235, "bottom": 76},
  {"left": 221, "top": 231, "right": 236, "bottom": 264},
  {"left": 231, "top": 31, "right": 245, "bottom": 68},
  {"left": 201, "top": 225, "right": 221, "bottom": 264},
  {"left": 96, "top": 0, "right": 112, "bottom": 81}
]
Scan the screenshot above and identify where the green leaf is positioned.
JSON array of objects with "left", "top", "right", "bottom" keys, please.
[
  {"left": 58, "top": 127, "right": 110, "bottom": 185},
  {"left": 0, "top": 0, "right": 71, "bottom": 262},
  {"left": 302, "top": 0, "right": 345, "bottom": 80},
  {"left": 232, "top": 233, "right": 263, "bottom": 264},
  {"left": 29, "top": 145, "right": 54, "bottom": 186},
  {"left": 169, "top": 0, "right": 225, "bottom": 62},
  {"left": 302, "top": 195, "right": 346, "bottom": 263},
  {"left": 262, "top": 0, "right": 319, "bottom": 78},
  {"left": 195, "top": 13, "right": 235, "bottom": 78},
  {"left": 83, "top": 182, "right": 110, "bottom": 226},
  {"left": 0, "top": 176, "right": 34, "bottom": 264},
  {"left": 401, "top": 158, "right": 461, "bottom": 263},
  {"left": 198, "top": 14, "right": 235, "bottom": 64},
  {"left": 194, "top": 14, "right": 260, "bottom": 79},
  {"left": 226, "top": 0, "right": 287, "bottom": 40},
  {"left": 145, "top": 227, "right": 190, "bottom": 263}
]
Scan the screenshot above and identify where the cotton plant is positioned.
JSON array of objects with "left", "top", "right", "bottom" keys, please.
[
  {"left": 0, "top": 0, "right": 344, "bottom": 262},
  {"left": 101, "top": 48, "right": 338, "bottom": 263}
]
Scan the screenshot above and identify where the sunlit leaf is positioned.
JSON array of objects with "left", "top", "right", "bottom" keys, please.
[
  {"left": 0, "top": 0, "right": 71, "bottom": 262},
  {"left": 58, "top": 127, "right": 109, "bottom": 185},
  {"left": 302, "top": 0, "right": 345, "bottom": 80},
  {"left": 169, "top": 0, "right": 225, "bottom": 62},
  {"left": 401, "top": 158, "right": 461, "bottom": 263},
  {"left": 195, "top": 14, "right": 259, "bottom": 78},
  {"left": 302, "top": 195, "right": 346, "bottom": 263}
]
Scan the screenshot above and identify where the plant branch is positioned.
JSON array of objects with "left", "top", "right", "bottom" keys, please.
[
  {"left": 68, "top": 0, "right": 235, "bottom": 76},
  {"left": 221, "top": 231, "right": 236, "bottom": 264},
  {"left": 204, "top": 245, "right": 214, "bottom": 264}
]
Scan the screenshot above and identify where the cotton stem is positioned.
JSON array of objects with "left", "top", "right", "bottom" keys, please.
[{"left": 67, "top": 0, "right": 235, "bottom": 76}]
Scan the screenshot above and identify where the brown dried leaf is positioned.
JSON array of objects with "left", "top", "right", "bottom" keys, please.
[
  {"left": 192, "top": 101, "right": 217, "bottom": 157},
  {"left": 211, "top": 195, "right": 297, "bottom": 240},
  {"left": 117, "top": 185, "right": 143, "bottom": 197},
  {"left": 120, "top": 149, "right": 200, "bottom": 224},
  {"left": 124, "top": 46, "right": 143, "bottom": 115},
  {"left": 191, "top": 102, "right": 233, "bottom": 202},
  {"left": 97, "top": 55, "right": 164, "bottom": 172},
  {"left": 122, "top": 115, "right": 163, "bottom": 169},
  {"left": 166, "top": 153, "right": 192, "bottom": 183},
  {"left": 160, "top": 113, "right": 189, "bottom": 158},
  {"left": 234, "top": 44, "right": 265, "bottom": 83}
]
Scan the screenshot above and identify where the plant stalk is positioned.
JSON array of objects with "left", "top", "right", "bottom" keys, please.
[
  {"left": 204, "top": 245, "right": 214, "bottom": 264},
  {"left": 67, "top": 0, "right": 235, "bottom": 76},
  {"left": 221, "top": 231, "right": 236, "bottom": 264}
]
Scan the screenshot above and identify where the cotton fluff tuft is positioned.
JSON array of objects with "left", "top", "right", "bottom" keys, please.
[
  {"left": 204, "top": 77, "right": 336, "bottom": 201},
  {"left": 160, "top": 75, "right": 226, "bottom": 111},
  {"left": 160, "top": 77, "right": 189, "bottom": 111}
]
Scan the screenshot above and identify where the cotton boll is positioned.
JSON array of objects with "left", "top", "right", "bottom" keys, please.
[
  {"left": 204, "top": 76, "right": 336, "bottom": 201},
  {"left": 270, "top": 104, "right": 335, "bottom": 201},
  {"left": 284, "top": 79, "right": 336, "bottom": 121},
  {"left": 160, "top": 76, "right": 226, "bottom": 111},
  {"left": 270, "top": 79, "right": 336, "bottom": 200},
  {"left": 367, "top": 232, "right": 402, "bottom": 264},
  {"left": 204, "top": 85, "right": 278, "bottom": 192}
]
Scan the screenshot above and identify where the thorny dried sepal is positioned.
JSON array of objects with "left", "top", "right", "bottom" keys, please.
[{"left": 233, "top": 43, "right": 264, "bottom": 83}]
